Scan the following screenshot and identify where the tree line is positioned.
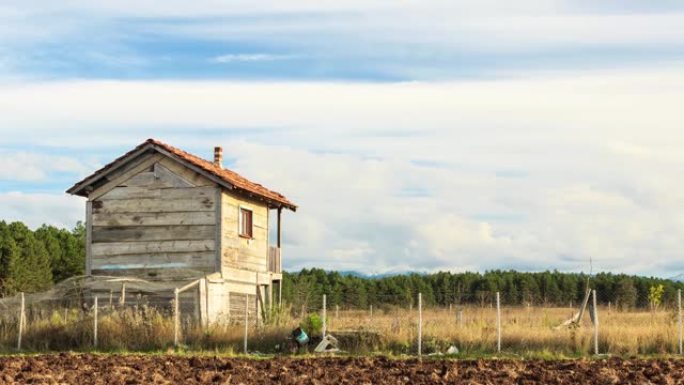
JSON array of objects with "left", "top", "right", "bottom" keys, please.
[
  {"left": 0, "top": 221, "right": 85, "bottom": 296},
  {"left": 282, "top": 268, "right": 684, "bottom": 310},
  {"left": 1, "top": 220, "right": 682, "bottom": 311}
]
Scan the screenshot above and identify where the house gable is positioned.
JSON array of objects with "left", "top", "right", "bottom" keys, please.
[
  {"left": 87, "top": 151, "right": 221, "bottom": 279},
  {"left": 68, "top": 139, "right": 297, "bottom": 211}
]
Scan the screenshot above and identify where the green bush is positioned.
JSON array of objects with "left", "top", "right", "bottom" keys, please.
[{"left": 301, "top": 313, "right": 323, "bottom": 337}]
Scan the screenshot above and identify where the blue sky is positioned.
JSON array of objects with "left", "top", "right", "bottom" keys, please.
[{"left": 1, "top": 1, "right": 684, "bottom": 276}]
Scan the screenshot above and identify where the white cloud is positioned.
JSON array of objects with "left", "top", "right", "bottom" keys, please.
[
  {"left": 0, "top": 192, "right": 83, "bottom": 229},
  {"left": 0, "top": 67, "right": 682, "bottom": 146},
  {"left": 0, "top": 0, "right": 682, "bottom": 277},
  {"left": 211, "top": 54, "right": 299, "bottom": 64},
  {"left": 0, "top": 69, "right": 683, "bottom": 275},
  {"left": 0, "top": 1, "right": 682, "bottom": 81},
  {"left": 0, "top": 151, "right": 92, "bottom": 181}
]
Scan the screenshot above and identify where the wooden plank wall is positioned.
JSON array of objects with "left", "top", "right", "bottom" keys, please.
[
  {"left": 89, "top": 158, "right": 219, "bottom": 277},
  {"left": 220, "top": 192, "right": 269, "bottom": 274},
  {"left": 206, "top": 279, "right": 229, "bottom": 323},
  {"left": 228, "top": 292, "right": 258, "bottom": 324}
]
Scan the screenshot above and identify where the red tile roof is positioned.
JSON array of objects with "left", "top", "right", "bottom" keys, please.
[{"left": 67, "top": 138, "right": 297, "bottom": 211}]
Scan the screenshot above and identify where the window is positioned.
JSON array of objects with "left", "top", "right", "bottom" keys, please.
[{"left": 239, "top": 207, "right": 253, "bottom": 238}]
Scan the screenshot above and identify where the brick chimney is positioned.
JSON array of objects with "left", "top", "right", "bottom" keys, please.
[{"left": 214, "top": 146, "right": 223, "bottom": 168}]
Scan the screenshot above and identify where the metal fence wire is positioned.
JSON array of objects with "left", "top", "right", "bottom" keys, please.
[{"left": 0, "top": 282, "right": 682, "bottom": 356}]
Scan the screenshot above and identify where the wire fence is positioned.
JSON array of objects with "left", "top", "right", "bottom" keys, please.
[{"left": 0, "top": 280, "right": 682, "bottom": 356}]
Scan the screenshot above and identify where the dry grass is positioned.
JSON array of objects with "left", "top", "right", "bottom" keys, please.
[
  {"left": 0, "top": 304, "right": 679, "bottom": 356},
  {"left": 328, "top": 305, "right": 682, "bottom": 356}
]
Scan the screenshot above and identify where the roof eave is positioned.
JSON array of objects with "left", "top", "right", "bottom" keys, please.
[
  {"left": 66, "top": 141, "right": 157, "bottom": 197},
  {"left": 65, "top": 139, "right": 299, "bottom": 210}
]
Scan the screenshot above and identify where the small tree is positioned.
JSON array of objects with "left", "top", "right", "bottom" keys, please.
[
  {"left": 648, "top": 284, "right": 665, "bottom": 311},
  {"left": 301, "top": 313, "right": 323, "bottom": 337},
  {"left": 614, "top": 276, "right": 637, "bottom": 310}
]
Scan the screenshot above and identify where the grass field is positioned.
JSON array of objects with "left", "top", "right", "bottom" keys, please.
[
  {"left": 330, "top": 305, "right": 681, "bottom": 356},
  {"left": 0, "top": 304, "right": 680, "bottom": 357}
]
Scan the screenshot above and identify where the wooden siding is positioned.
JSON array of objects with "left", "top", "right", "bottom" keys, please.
[
  {"left": 220, "top": 191, "right": 269, "bottom": 274},
  {"left": 268, "top": 246, "right": 281, "bottom": 273},
  {"left": 92, "top": 225, "right": 215, "bottom": 243},
  {"left": 93, "top": 212, "right": 215, "bottom": 227},
  {"left": 89, "top": 157, "right": 219, "bottom": 277},
  {"left": 92, "top": 198, "right": 215, "bottom": 214},
  {"left": 228, "top": 292, "right": 258, "bottom": 324}
]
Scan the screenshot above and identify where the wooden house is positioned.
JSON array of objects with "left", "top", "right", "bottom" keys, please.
[{"left": 67, "top": 139, "right": 296, "bottom": 323}]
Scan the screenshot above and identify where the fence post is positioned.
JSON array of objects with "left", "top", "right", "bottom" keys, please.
[
  {"left": 417, "top": 292, "right": 422, "bottom": 357},
  {"left": 93, "top": 296, "right": 98, "bottom": 348},
  {"left": 577, "top": 288, "right": 591, "bottom": 324},
  {"left": 173, "top": 288, "right": 179, "bottom": 348},
  {"left": 496, "top": 292, "right": 501, "bottom": 353},
  {"left": 244, "top": 295, "right": 249, "bottom": 354},
  {"left": 120, "top": 283, "right": 127, "bottom": 307},
  {"left": 592, "top": 289, "right": 599, "bottom": 355},
  {"left": 678, "top": 289, "right": 682, "bottom": 355},
  {"left": 17, "top": 292, "right": 25, "bottom": 351},
  {"left": 370, "top": 304, "right": 373, "bottom": 320},
  {"left": 458, "top": 308, "right": 463, "bottom": 326},
  {"left": 336, "top": 304, "right": 339, "bottom": 320},
  {"left": 322, "top": 294, "right": 327, "bottom": 338}
]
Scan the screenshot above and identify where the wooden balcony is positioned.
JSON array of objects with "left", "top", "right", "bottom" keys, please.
[{"left": 268, "top": 246, "right": 281, "bottom": 273}]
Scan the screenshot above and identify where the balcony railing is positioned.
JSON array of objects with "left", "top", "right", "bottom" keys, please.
[{"left": 268, "top": 246, "right": 281, "bottom": 273}]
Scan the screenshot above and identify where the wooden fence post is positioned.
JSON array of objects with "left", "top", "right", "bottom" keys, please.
[
  {"left": 496, "top": 292, "right": 501, "bottom": 353},
  {"left": 322, "top": 294, "right": 327, "bottom": 338},
  {"left": 592, "top": 289, "right": 599, "bottom": 355},
  {"left": 173, "top": 288, "right": 179, "bottom": 348},
  {"left": 244, "top": 295, "right": 249, "bottom": 354},
  {"left": 678, "top": 289, "right": 682, "bottom": 355},
  {"left": 93, "top": 296, "right": 98, "bottom": 348},
  {"left": 417, "top": 292, "right": 422, "bottom": 357},
  {"left": 120, "top": 283, "right": 126, "bottom": 307},
  {"left": 17, "top": 292, "right": 25, "bottom": 351},
  {"left": 577, "top": 288, "right": 591, "bottom": 324}
]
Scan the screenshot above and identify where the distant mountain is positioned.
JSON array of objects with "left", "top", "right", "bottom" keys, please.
[
  {"left": 334, "top": 270, "right": 426, "bottom": 278},
  {"left": 285, "top": 269, "right": 424, "bottom": 278},
  {"left": 337, "top": 271, "right": 396, "bottom": 278},
  {"left": 670, "top": 274, "right": 684, "bottom": 282}
]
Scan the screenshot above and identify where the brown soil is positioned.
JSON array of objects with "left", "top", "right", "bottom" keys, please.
[{"left": 0, "top": 354, "right": 683, "bottom": 385}]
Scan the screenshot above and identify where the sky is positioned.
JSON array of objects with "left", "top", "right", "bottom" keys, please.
[{"left": 0, "top": 1, "right": 683, "bottom": 277}]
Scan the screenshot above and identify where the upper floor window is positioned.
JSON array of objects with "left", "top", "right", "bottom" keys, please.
[{"left": 239, "top": 207, "right": 253, "bottom": 238}]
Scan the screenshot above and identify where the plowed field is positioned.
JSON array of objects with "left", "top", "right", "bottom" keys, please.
[{"left": 0, "top": 354, "right": 683, "bottom": 384}]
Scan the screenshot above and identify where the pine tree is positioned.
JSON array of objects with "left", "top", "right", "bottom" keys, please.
[
  {"left": 7, "top": 222, "right": 52, "bottom": 293},
  {"left": 0, "top": 221, "right": 21, "bottom": 295},
  {"left": 614, "top": 276, "right": 637, "bottom": 310}
]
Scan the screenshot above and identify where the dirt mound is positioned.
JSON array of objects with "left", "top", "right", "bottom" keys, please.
[{"left": 0, "top": 354, "right": 682, "bottom": 384}]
